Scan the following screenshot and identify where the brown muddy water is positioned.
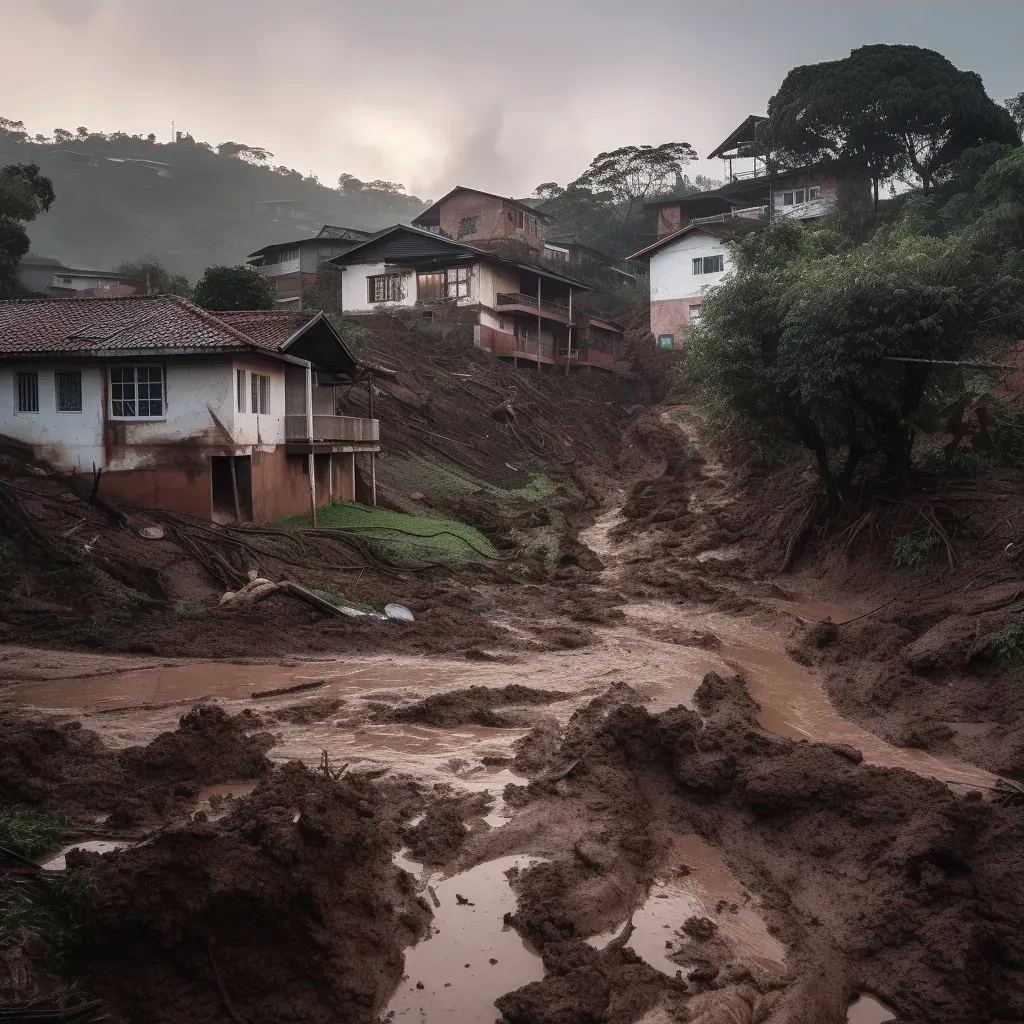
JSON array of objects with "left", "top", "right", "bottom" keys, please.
[
  {"left": 386, "top": 851, "right": 545, "bottom": 1022},
  {"left": 846, "top": 992, "right": 897, "bottom": 1023}
]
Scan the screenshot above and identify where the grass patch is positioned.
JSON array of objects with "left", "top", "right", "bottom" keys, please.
[
  {"left": 309, "top": 589, "right": 377, "bottom": 614},
  {"left": 0, "top": 808, "right": 63, "bottom": 857},
  {"left": 985, "top": 618, "right": 1024, "bottom": 662},
  {"left": 891, "top": 532, "right": 939, "bottom": 568},
  {"left": 277, "top": 501, "right": 499, "bottom": 569}
]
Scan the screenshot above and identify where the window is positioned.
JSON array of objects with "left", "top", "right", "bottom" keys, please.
[
  {"left": 544, "top": 246, "right": 569, "bottom": 263},
  {"left": 782, "top": 191, "right": 794, "bottom": 206},
  {"left": 237, "top": 369, "right": 247, "bottom": 413},
  {"left": 368, "top": 273, "right": 404, "bottom": 302},
  {"left": 794, "top": 189, "right": 805, "bottom": 205},
  {"left": 689, "top": 305, "right": 702, "bottom": 323},
  {"left": 808, "top": 186, "right": 820, "bottom": 201},
  {"left": 511, "top": 208, "right": 535, "bottom": 232},
  {"left": 457, "top": 215, "right": 478, "bottom": 239},
  {"left": 657, "top": 334, "right": 674, "bottom": 350},
  {"left": 692, "top": 255, "right": 724, "bottom": 275},
  {"left": 16, "top": 372, "right": 38, "bottom": 412},
  {"left": 251, "top": 373, "right": 270, "bottom": 415},
  {"left": 445, "top": 267, "right": 470, "bottom": 299},
  {"left": 56, "top": 370, "right": 82, "bottom": 412},
  {"left": 110, "top": 365, "right": 163, "bottom": 418},
  {"left": 417, "top": 271, "right": 444, "bottom": 301}
]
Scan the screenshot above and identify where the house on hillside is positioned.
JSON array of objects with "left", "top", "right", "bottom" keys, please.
[
  {"left": 631, "top": 114, "right": 869, "bottom": 348},
  {"left": 17, "top": 256, "right": 143, "bottom": 298},
  {"left": 412, "top": 187, "right": 548, "bottom": 252},
  {"left": 541, "top": 239, "right": 636, "bottom": 280},
  {"left": 251, "top": 199, "right": 322, "bottom": 227},
  {"left": 0, "top": 296, "right": 379, "bottom": 522},
  {"left": 247, "top": 224, "right": 376, "bottom": 307},
  {"left": 329, "top": 224, "right": 622, "bottom": 371}
]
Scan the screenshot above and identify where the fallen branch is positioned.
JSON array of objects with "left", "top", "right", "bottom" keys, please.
[
  {"left": 835, "top": 597, "right": 896, "bottom": 626},
  {"left": 251, "top": 679, "right": 326, "bottom": 699}
]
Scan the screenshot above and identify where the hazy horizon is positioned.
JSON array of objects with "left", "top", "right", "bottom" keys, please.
[{"left": 2, "top": 0, "right": 1021, "bottom": 199}]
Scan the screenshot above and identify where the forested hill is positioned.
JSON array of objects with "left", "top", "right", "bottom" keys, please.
[{"left": 0, "top": 133, "right": 427, "bottom": 280}]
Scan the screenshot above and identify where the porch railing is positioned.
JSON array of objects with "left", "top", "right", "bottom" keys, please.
[
  {"left": 496, "top": 292, "right": 571, "bottom": 318},
  {"left": 285, "top": 415, "right": 379, "bottom": 443}
]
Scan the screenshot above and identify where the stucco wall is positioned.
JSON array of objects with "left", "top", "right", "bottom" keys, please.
[
  {"left": 649, "top": 231, "right": 732, "bottom": 304},
  {"left": 341, "top": 261, "right": 416, "bottom": 313},
  {"left": 436, "top": 193, "right": 542, "bottom": 250},
  {"left": 650, "top": 298, "right": 702, "bottom": 342}
]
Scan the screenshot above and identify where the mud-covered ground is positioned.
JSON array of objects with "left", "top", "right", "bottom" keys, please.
[{"left": 2, "top": 400, "right": 1023, "bottom": 1024}]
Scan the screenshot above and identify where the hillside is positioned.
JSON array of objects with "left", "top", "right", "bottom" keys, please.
[{"left": 0, "top": 133, "right": 427, "bottom": 280}]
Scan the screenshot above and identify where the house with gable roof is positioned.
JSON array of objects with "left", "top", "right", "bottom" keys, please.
[{"left": 0, "top": 295, "right": 379, "bottom": 522}]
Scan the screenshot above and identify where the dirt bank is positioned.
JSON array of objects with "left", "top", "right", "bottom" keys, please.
[
  {"left": 76, "top": 764, "right": 430, "bottom": 1024},
  {"left": 472, "top": 673, "right": 1024, "bottom": 1023}
]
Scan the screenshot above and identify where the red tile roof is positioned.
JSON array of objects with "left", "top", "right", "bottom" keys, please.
[{"left": 0, "top": 295, "right": 309, "bottom": 357}]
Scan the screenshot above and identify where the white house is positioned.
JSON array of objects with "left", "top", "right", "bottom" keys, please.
[
  {"left": 0, "top": 296, "right": 379, "bottom": 522},
  {"left": 329, "top": 224, "right": 623, "bottom": 372}
]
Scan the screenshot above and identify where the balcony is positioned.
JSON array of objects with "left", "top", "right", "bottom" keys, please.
[
  {"left": 496, "top": 292, "right": 572, "bottom": 323},
  {"left": 285, "top": 415, "right": 379, "bottom": 444},
  {"left": 256, "top": 258, "right": 301, "bottom": 278},
  {"left": 688, "top": 205, "right": 769, "bottom": 227}
]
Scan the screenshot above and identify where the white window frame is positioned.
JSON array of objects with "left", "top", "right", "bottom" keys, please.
[
  {"left": 109, "top": 363, "right": 165, "bottom": 420},
  {"left": 55, "top": 369, "right": 83, "bottom": 413},
  {"left": 15, "top": 371, "right": 39, "bottom": 413},
  {"left": 782, "top": 191, "right": 795, "bottom": 206},
  {"left": 657, "top": 334, "right": 674, "bottom": 350},
  {"left": 237, "top": 368, "right": 247, "bottom": 413},
  {"left": 445, "top": 267, "right": 470, "bottom": 299},
  {"left": 692, "top": 255, "right": 724, "bottom": 276},
  {"left": 808, "top": 185, "right": 820, "bottom": 201},
  {"left": 251, "top": 372, "right": 270, "bottom": 415},
  {"left": 689, "top": 305, "right": 702, "bottom": 323}
]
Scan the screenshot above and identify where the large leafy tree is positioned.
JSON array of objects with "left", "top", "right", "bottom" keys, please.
[
  {"left": 193, "top": 265, "right": 274, "bottom": 311},
  {"left": 113, "top": 258, "right": 191, "bottom": 298},
  {"left": 0, "top": 162, "right": 55, "bottom": 294},
  {"left": 762, "top": 45, "right": 1020, "bottom": 209},
  {"left": 686, "top": 151, "right": 1024, "bottom": 501}
]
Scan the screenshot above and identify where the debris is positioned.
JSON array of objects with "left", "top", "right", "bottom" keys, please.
[
  {"left": 409, "top": 492, "right": 426, "bottom": 501},
  {"left": 427, "top": 885, "right": 441, "bottom": 908},
  {"left": 455, "top": 893, "right": 475, "bottom": 906},
  {"left": 384, "top": 603, "right": 415, "bottom": 621},
  {"left": 251, "top": 679, "right": 327, "bottom": 699},
  {"left": 139, "top": 525, "right": 165, "bottom": 540}
]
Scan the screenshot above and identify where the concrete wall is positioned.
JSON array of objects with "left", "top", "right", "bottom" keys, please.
[
  {"left": 435, "top": 193, "right": 542, "bottom": 250},
  {"left": 650, "top": 298, "right": 703, "bottom": 342},
  {"left": 341, "top": 261, "right": 416, "bottom": 312},
  {"left": 650, "top": 231, "right": 731, "bottom": 304}
]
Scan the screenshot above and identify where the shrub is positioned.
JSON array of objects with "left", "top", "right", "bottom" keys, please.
[
  {"left": 985, "top": 617, "right": 1024, "bottom": 662},
  {"left": 892, "top": 533, "right": 939, "bottom": 567}
]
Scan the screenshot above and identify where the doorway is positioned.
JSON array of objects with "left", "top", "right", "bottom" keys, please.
[{"left": 211, "top": 455, "right": 253, "bottom": 522}]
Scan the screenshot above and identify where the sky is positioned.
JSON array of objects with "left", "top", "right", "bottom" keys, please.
[{"left": 1, "top": 0, "right": 1021, "bottom": 200}]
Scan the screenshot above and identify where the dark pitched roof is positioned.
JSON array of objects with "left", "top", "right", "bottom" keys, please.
[
  {"left": 707, "top": 114, "right": 767, "bottom": 160},
  {"left": 543, "top": 238, "right": 617, "bottom": 264},
  {"left": 247, "top": 225, "right": 375, "bottom": 260},
  {"left": 0, "top": 296, "right": 357, "bottom": 373},
  {"left": 330, "top": 224, "right": 590, "bottom": 290},
  {"left": 412, "top": 187, "right": 551, "bottom": 226},
  {"left": 626, "top": 218, "right": 763, "bottom": 261}
]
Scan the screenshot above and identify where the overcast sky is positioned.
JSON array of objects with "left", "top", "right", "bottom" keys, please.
[{"left": 2, "top": 1, "right": 1021, "bottom": 199}]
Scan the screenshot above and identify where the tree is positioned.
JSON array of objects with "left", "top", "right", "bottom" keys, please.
[
  {"left": 685, "top": 199, "right": 1014, "bottom": 500},
  {"left": 572, "top": 142, "right": 698, "bottom": 221},
  {"left": 1007, "top": 92, "right": 1024, "bottom": 134},
  {"left": 52, "top": 128, "right": 72, "bottom": 144},
  {"left": 338, "top": 174, "right": 406, "bottom": 194},
  {"left": 217, "top": 142, "right": 273, "bottom": 164},
  {"left": 0, "top": 163, "right": 55, "bottom": 294},
  {"left": 193, "top": 265, "right": 275, "bottom": 311},
  {"left": 0, "top": 117, "right": 27, "bottom": 143},
  {"left": 762, "top": 45, "right": 1021, "bottom": 210},
  {"left": 113, "top": 258, "right": 191, "bottom": 297}
]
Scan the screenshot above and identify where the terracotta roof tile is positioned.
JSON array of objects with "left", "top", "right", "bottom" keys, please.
[{"left": 0, "top": 295, "right": 306, "bottom": 357}]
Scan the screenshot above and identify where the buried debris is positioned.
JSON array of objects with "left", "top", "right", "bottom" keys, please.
[{"left": 250, "top": 679, "right": 327, "bottom": 699}]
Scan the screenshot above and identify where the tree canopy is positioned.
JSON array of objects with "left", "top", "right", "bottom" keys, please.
[
  {"left": 0, "top": 162, "right": 55, "bottom": 294},
  {"left": 193, "top": 265, "right": 274, "bottom": 311},
  {"left": 761, "top": 45, "right": 1021, "bottom": 205},
  {"left": 113, "top": 258, "right": 192, "bottom": 298},
  {"left": 685, "top": 147, "right": 1024, "bottom": 501}
]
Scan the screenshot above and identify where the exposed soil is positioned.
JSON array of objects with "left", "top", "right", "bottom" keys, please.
[
  {"left": 3, "top": 384, "right": 1024, "bottom": 1024},
  {"left": 380, "top": 684, "right": 573, "bottom": 728}
]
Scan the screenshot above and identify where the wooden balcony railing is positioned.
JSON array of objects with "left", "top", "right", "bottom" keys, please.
[
  {"left": 285, "top": 415, "right": 379, "bottom": 443},
  {"left": 496, "top": 292, "right": 571, "bottom": 319}
]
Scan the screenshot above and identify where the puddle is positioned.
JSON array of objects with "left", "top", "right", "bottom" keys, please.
[
  {"left": 769, "top": 595, "right": 856, "bottom": 623},
  {"left": 38, "top": 839, "right": 131, "bottom": 871},
  {"left": 4, "top": 660, "right": 463, "bottom": 711},
  {"left": 385, "top": 854, "right": 544, "bottom": 1022},
  {"left": 589, "top": 835, "right": 785, "bottom": 980},
  {"left": 847, "top": 992, "right": 897, "bottom": 1023},
  {"left": 193, "top": 780, "right": 260, "bottom": 819}
]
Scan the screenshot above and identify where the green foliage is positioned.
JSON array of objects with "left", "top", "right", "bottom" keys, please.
[
  {"left": 1006, "top": 92, "right": 1024, "bottom": 134},
  {"left": 0, "top": 808, "right": 63, "bottom": 857},
  {"left": 113, "top": 258, "right": 191, "bottom": 297},
  {"left": 891, "top": 532, "right": 939, "bottom": 567},
  {"left": 276, "top": 501, "right": 498, "bottom": 569},
  {"left": 992, "top": 411, "right": 1024, "bottom": 467},
  {"left": 984, "top": 617, "right": 1024, "bottom": 662},
  {"left": 193, "top": 264, "right": 275, "bottom": 311},
  {"left": 0, "top": 161, "right": 54, "bottom": 292},
  {"left": 762, "top": 45, "right": 1020, "bottom": 199}
]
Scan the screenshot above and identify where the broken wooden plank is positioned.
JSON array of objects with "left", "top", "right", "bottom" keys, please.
[{"left": 250, "top": 679, "right": 326, "bottom": 699}]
